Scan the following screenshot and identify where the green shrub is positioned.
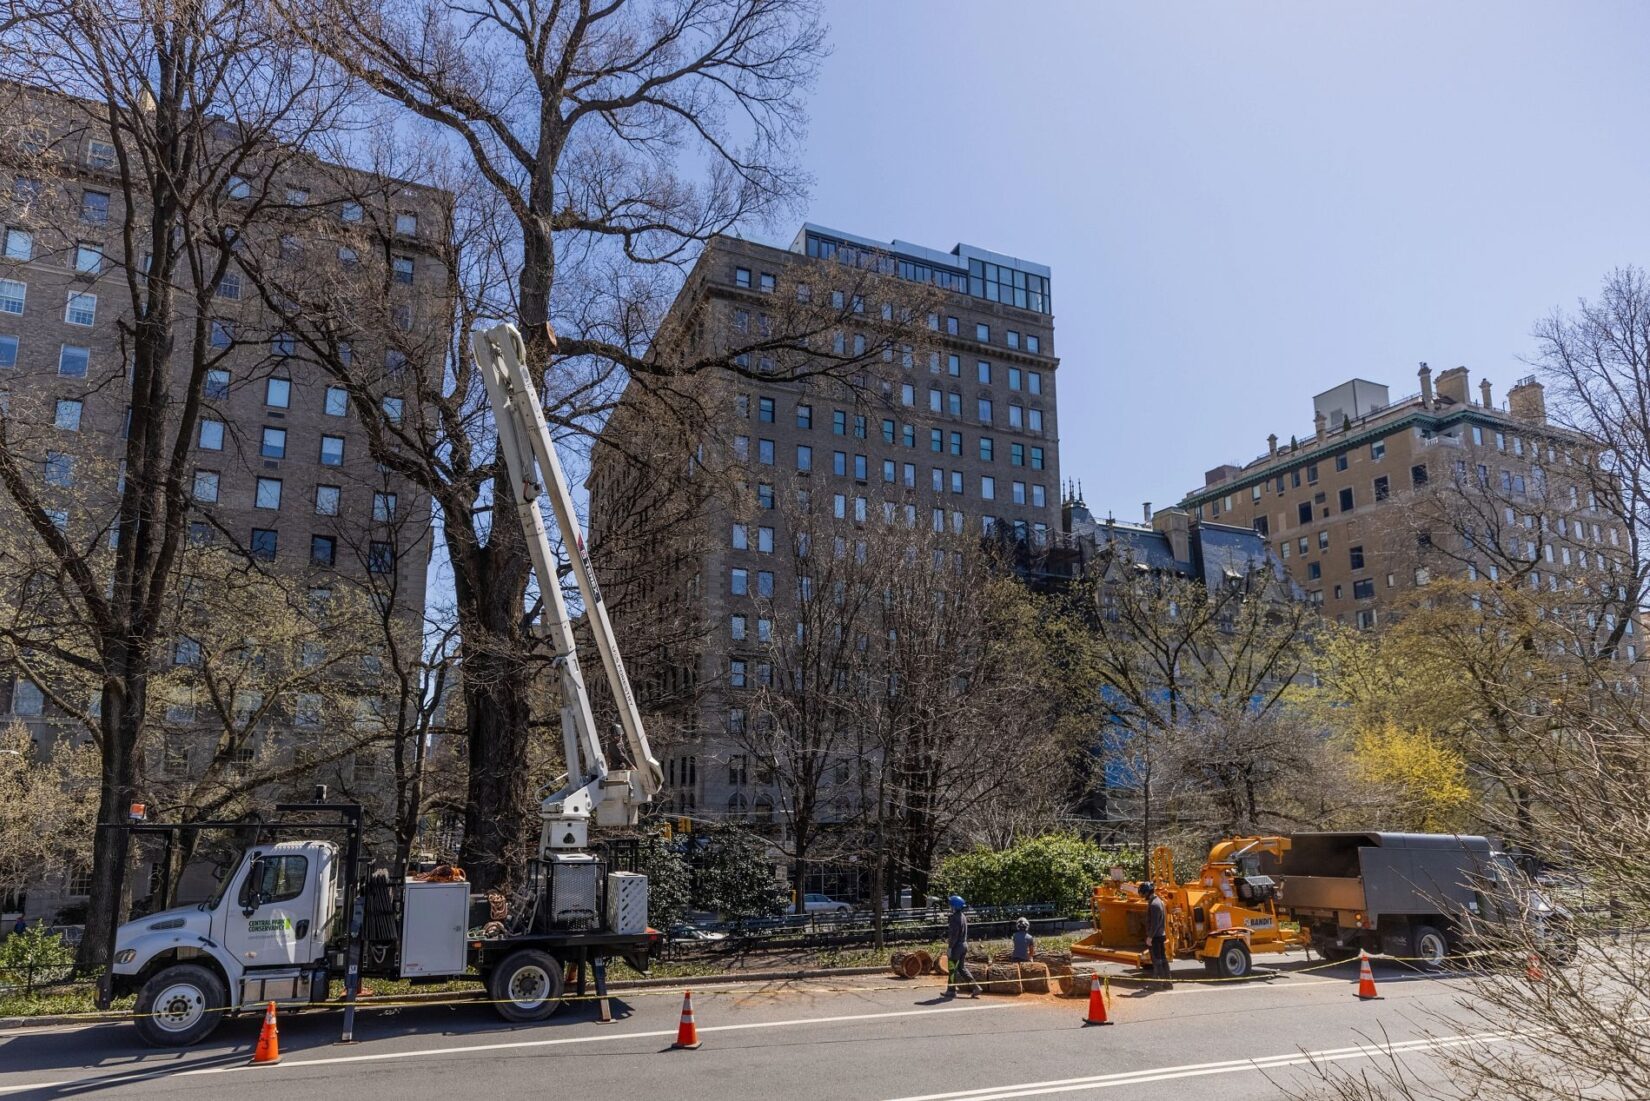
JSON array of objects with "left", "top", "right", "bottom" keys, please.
[
  {"left": 932, "top": 834, "right": 1142, "bottom": 915},
  {"left": 0, "top": 925, "right": 77, "bottom": 992}
]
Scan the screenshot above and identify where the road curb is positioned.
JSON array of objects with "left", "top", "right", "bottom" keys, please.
[{"left": 0, "top": 965, "right": 893, "bottom": 1030}]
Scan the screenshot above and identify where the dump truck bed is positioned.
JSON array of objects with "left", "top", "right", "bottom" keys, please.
[{"left": 1280, "top": 833, "right": 1494, "bottom": 922}]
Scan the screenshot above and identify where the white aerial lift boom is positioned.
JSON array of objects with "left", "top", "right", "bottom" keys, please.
[{"left": 469, "top": 322, "right": 664, "bottom": 854}]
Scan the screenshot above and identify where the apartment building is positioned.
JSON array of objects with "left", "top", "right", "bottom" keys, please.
[
  {"left": 0, "top": 86, "right": 445, "bottom": 918},
  {"left": 1180, "top": 365, "right": 1628, "bottom": 634},
  {"left": 590, "top": 225, "right": 1061, "bottom": 865}
]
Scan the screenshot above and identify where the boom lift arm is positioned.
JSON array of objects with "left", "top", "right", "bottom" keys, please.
[{"left": 470, "top": 323, "right": 663, "bottom": 855}]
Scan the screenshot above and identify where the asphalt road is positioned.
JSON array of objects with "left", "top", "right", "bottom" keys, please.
[{"left": 0, "top": 957, "right": 1492, "bottom": 1100}]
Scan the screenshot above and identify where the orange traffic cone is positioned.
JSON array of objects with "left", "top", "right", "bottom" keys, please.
[
  {"left": 1083, "top": 973, "right": 1113, "bottom": 1026},
  {"left": 672, "top": 989, "right": 702, "bottom": 1049},
  {"left": 249, "top": 1001, "right": 281, "bottom": 1065},
  {"left": 1525, "top": 953, "right": 1544, "bottom": 984},
  {"left": 1355, "top": 950, "right": 1382, "bottom": 1001}
]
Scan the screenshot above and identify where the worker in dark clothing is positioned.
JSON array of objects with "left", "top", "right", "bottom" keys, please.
[
  {"left": 1141, "top": 881, "right": 1170, "bottom": 989},
  {"left": 1010, "top": 917, "right": 1035, "bottom": 962},
  {"left": 944, "top": 895, "right": 983, "bottom": 997}
]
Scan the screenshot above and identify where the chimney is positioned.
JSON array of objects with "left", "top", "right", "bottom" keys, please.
[
  {"left": 1480, "top": 379, "right": 1493, "bottom": 408},
  {"left": 1267, "top": 433, "right": 1278, "bottom": 457},
  {"left": 1508, "top": 376, "right": 1546, "bottom": 424},
  {"left": 1418, "top": 362, "right": 1433, "bottom": 409},
  {"left": 1142, "top": 501, "right": 1152, "bottom": 524},
  {"left": 1435, "top": 366, "right": 1470, "bottom": 405},
  {"left": 1314, "top": 410, "right": 1327, "bottom": 443},
  {"left": 1153, "top": 508, "right": 1192, "bottom": 566}
]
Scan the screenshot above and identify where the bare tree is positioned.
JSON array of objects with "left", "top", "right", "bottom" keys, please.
[
  {"left": 1079, "top": 546, "right": 1315, "bottom": 857},
  {"left": 0, "top": 3, "right": 352, "bottom": 961}
]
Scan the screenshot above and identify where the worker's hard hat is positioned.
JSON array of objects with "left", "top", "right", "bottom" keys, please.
[
  {"left": 948, "top": 894, "right": 966, "bottom": 910},
  {"left": 1015, "top": 917, "right": 1030, "bottom": 930},
  {"left": 1139, "top": 881, "right": 1155, "bottom": 895}
]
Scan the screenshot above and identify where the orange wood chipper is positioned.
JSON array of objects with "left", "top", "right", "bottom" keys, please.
[{"left": 1071, "top": 836, "right": 1306, "bottom": 978}]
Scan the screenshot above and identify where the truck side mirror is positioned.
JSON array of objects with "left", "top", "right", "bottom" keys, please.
[{"left": 241, "top": 858, "right": 266, "bottom": 916}]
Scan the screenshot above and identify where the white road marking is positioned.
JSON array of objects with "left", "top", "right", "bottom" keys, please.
[
  {"left": 0, "top": 1001, "right": 1020, "bottom": 1093},
  {"left": 878, "top": 1030, "right": 1518, "bottom": 1100}
]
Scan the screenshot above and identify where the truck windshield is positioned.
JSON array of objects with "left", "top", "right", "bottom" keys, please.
[{"left": 202, "top": 852, "right": 248, "bottom": 911}]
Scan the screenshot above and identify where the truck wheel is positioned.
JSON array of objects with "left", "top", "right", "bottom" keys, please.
[
  {"left": 1410, "top": 925, "right": 1449, "bottom": 969},
  {"left": 1215, "top": 940, "right": 1252, "bottom": 979},
  {"left": 133, "top": 963, "right": 227, "bottom": 1047},
  {"left": 488, "top": 950, "right": 565, "bottom": 1023}
]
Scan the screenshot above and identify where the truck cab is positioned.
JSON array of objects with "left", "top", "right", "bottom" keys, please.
[{"left": 105, "top": 840, "right": 340, "bottom": 1045}]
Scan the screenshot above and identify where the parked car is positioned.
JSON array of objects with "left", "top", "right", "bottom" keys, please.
[
  {"left": 669, "top": 923, "right": 728, "bottom": 943},
  {"left": 802, "top": 893, "right": 852, "bottom": 914}
]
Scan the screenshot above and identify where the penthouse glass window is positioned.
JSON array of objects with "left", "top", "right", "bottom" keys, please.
[{"left": 968, "top": 259, "right": 1051, "bottom": 314}]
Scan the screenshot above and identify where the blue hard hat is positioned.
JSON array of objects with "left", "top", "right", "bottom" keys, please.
[{"left": 948, "top": 894, "right": 966, "bottom": 910}]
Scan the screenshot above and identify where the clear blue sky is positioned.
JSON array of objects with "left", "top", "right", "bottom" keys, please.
[{"left": 787, "top": 0, "right": 1650, "bottom": 516}]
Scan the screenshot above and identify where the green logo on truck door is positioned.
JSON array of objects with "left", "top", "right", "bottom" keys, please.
[{"left": 248, "top": 917, "right": 293, "bottom": 937}]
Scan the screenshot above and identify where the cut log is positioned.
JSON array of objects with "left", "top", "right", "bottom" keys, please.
[
  {"left": 1019, "top": 961, "right": 1051, "bottom": 995},
  {"left": 890, "top": 952, "right": 924, "bottom": 979},
  {"left": 1057, "top": 970, "right": 1090, "bottom": 998},
  {"left": 985, "top": 964, "right": 1022, "bottom": 996},
  {"left": 913, "top": 950, "right": 935, "bottom": 975}
]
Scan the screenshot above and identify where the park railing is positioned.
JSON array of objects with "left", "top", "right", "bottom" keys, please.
[{"left": 666, "top": 902, "right": 1067, "bottom": 958}]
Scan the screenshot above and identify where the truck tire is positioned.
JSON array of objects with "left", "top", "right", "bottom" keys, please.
[
  {"left": 1215, "top": 940, "right": 1252, "bottom": 979},
  {"left": 1410, "top": 924, "right": 1449, "bottom": 969},
  {"left": 133, "top": 963, "right": 227, "bottom": 1047},
  {"left": 488, "top": 949, "right": 565, "bottom": 1023}
]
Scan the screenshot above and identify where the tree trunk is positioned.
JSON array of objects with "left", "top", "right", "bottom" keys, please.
[{"left": 78, "top": 682, "right": 142, "bottom": 969}]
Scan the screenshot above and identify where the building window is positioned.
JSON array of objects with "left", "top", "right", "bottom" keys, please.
[
  {"left": 320, "top": 386, "right": 349, "bottom": 417},
  {"left": 1297, "top": 501, "right": 1312, "bottom": 525},
  {"left": 759, "top": 272, "right": 775, "bottom": 293},
  {"left": 0, "top": 278, "right": 23, "bottom": 314},
  {"left": 266, "top": 378, "right": 292, "bottom": 408},
  {"left": 981, "top": 475, "right": 995, "bottom": 501},
  {"left": 199, "top": 419, "right": 224, "bottom": 450},
  {"left": 58, "top": 345, "right": 90, "bottom": 378},
  {"left": 315, "top": 485, "right": 341, "bottom": 515},
  {"left": 392, "top": 256, "right": 414, "bottom": 284},
  {"left": 250, "top": 528, "right": 278, "bottom": 560},
  {"left": 261, "top": 427, "right": 287, "bottom": 459},
  {"left": 205, "top": 368, "right": 230, "bottom": 398},
  {"left": 81, "top": 191, "right": 110, "bottom": 224},
  {"left": 758, "top": 439, "right": 774, "bottom": 465},
  {"left": 55, "top": 399, "right": 83, "bottom": 431},
  {"left": 192, "top": 471, "right": 219, "bottom": 502},
  {"left": 320, "top": 435, "right": 345, "bottom": 466},
  {"left": 731, "top": 568, "right": 748, "bottom": 595},
  {"left": 976, "top": 322, "right": 990, "bottom": 343},
  {"left": 65, "top": 292, "right": 96, "bottom": 326},
  {"left": 1338, "top": 487, "right": 1354, "bottom": 512},
  {"left": 2, "top": 227, "right": 30, "bottom": 260},
  {"left": 796, "top": 403, "right": 812, "bottom": 429},
  {"left": 978, "top": 398, "right": 993, "bottom": 424},
  {"left": 1373, "top": 475, "right": 1389, "bottom": 501},
  {"left": 796, "top": 444, "right": 812, "bottom": 472},
  {"left": 255, "top": 477, "right": 282, "bottom": 510},
  {"left": 11, "top": 678, "right": 44, "bottom": 717},
  {"left": 341, "top": 200, "right": 364, "bottom": 223},
  {"left": 382, "top": 396, "right": 404, "bottom": 425},
  {"left": 1353, "top": 578, "right": 1376, "bottom": 600},
  {"left": 977, "top": 361, "right": 991, "bottom": 385},
  {"left": 44, "top": 451, "right": 73, "bottom": 487},
  {"left": 0, "top": 335, "right": 15, "bottom": 368},
  {"left": 1370, "top": 439, "right": 1386, "bottom": 461},
  {"left": 209, "top": 319, "right": 234, "bottom": 349},
  {"left": 1335, "top": 453, "right": 1349, "bottom": 472},
  {"left": 368, "top": 541, "right": 394, "bottom": 573},
  {"left": 1411, "top": 463, "right": 1429, "bottom": 487},
  {"left": 734, "top": 267, "right": 751, "bottom": 288},
  {"left": 854, "top": 454, "right": 867, "bottom": 480},
  {"left": 395, "top": 211, "right": 418, "bottom": 235},
  {"left": 373, "top": 492, "right": 397, "bottom": 521},
  {"left": 1349, "top": 545, "right": 1365, "bottom": 570}
]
